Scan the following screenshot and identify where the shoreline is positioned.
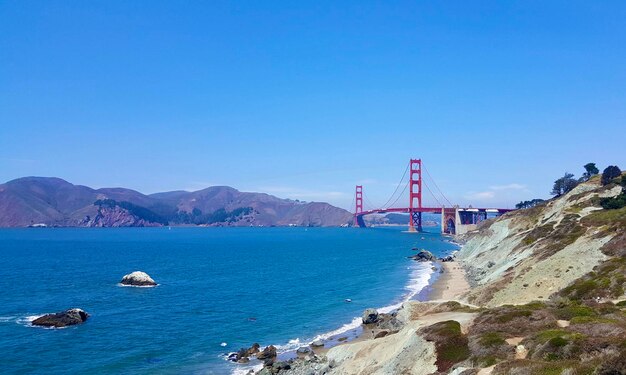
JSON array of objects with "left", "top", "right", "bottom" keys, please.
[
  {"left": 427, "top": 261, "right": 470, "bottom": 301},
  {"left": 233, "top": 244, "right": 469, "bottom": 374}
]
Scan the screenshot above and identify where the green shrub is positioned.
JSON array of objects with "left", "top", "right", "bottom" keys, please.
[
  {"left": 420, "top": 320, "right": 470, "bottom": 372},
  {"left": 553, "top": 304, "right": 596, "bottom": 320},
  {"left": 495, "top": 309, "right": 532, "bottom": 323},
  {"left": 599, "top": 191, "right": 626, "bottom": 210},
  {"left": 548, "top": 336, "right": 568, "bottom": 347},
  {"left": 479, "top": 332, "right": 506, "bottom": 347}
]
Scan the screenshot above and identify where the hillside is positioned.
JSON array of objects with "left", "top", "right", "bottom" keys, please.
[
  {"left": 457, "top": 175, "right": 625, "bottom": 307},
  {"left": 265, "top": 173, "right": 626, "bottom": 375},
  {"left": 0, "top": 177, "right": 352, "bottom": 227}
]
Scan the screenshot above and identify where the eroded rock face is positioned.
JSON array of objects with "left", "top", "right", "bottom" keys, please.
[
  {"left": 32, "top": 308, "right": 89, "bottom": 328},
  {"left": 375, "top": 312, "right": 403, "bottom": 331},
  {"left": 120, "top": 271, "right": 157, "bottom": 286},
  {"left": 362, "top": 308, "right": 379, "bottom": 324}
]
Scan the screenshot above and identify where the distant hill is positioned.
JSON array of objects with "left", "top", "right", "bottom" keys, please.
[{"left": 0, "top": 177, "right": 352, "bottom": 227}]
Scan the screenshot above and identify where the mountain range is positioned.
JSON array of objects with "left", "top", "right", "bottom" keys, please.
[{"left": 0, "top": 177, "right": 352, "bottom": 227}]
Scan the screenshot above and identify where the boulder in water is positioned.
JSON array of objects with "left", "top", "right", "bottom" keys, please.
[
  {"left": 410, "top": 250, "right": 435, "bottom": 262},
  {"left": 311, "top": 339, "right": 325, "bottom": 347},
  {"left": 120, "top": 271, "right": 157, "bottom": 286},
  {"left": 362, "top": 308, "right": 379, "bottom": 324},
  {"left": 32, "top": 308, "right": 89, "bottom": 328}
]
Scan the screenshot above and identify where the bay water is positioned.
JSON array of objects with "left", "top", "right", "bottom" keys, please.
[{"left": 0, "top": 226, "right": 458, "bottom": 374}]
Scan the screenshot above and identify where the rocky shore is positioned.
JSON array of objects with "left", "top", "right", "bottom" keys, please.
[
  {"left": 238, "top": 176, "right": 626, "bottom": 374},
  {"left": 231, "top": 250, "right": 464, "bottom": 375}
]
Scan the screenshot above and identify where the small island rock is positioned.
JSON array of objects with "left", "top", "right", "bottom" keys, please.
[
  {"left": 32, "top": 308, "right": 89, "bottom": 328},
  {"left": 362, "top": 308, "right": 379, "bottom": 324},
  {"left": 120, "top": 271, "right": 157, "bottom": 286}
]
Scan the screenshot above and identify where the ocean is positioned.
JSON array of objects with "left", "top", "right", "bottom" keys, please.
[{"left": 0, "top": 226, "right": 458, "bottom": 374}]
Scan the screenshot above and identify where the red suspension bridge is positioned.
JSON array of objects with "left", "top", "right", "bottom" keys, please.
[{"left": 354, "top": 159, "right": 513, "bottom": 234}]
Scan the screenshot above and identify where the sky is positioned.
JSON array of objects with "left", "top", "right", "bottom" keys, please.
[{"left": 1, "top": 1, "right": 625, "bottom": 210}]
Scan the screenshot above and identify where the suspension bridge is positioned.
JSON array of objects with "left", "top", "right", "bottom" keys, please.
[{"left": 353, "top": 159, "right": 513, "bottom": 234}]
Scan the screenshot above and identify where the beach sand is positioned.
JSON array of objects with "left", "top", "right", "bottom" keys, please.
[
  {"left": 310, "top": 261, "right": 471, "bottom": 357},
  {"left": 428, "top": 261, "right": 470, "bottom": 301}
]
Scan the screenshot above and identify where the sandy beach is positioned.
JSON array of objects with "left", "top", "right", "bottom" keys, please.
[{"left": 428, "top": 261, "right": 470, "bottom": 301}]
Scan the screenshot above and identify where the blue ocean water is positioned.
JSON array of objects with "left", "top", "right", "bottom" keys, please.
[{"left": 0, "top": 226, "right": 457, "bottom": 374}]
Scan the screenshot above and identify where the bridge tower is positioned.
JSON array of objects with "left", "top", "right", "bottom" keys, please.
[
  {"left": 354, "top": 185, "right": 363, "bottom": 226},
  {"left": 408, "top": 159, "right": 423, "bottom": 232}
]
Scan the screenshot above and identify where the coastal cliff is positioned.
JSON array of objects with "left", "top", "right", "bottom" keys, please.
[
  {"left": 457, "top": 176, "right": 624, "bottom": 307},
  {"left": 257, "top": 174, "right": 626, "bottom": 374}
]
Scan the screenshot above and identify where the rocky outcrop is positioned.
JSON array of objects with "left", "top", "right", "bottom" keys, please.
[
  {"left": 32, "top": 308, "right": 89, "bottom": 328},
  {"left": 227, "top": 343, "right": 260, "bottom": 363},
  {"left": 82, "top": 206, "right": 162, "bottom": 227},
  {"left": 120, "top": 271, "right": 157, "bottom": 286},
  {"left": 256, "top": 345, "right": 277, "bottom": 361},
  {"left": 361, "top": 308, "right": 379, "bottom": 324},
  {"left": 374, "top": 312, "right": 403, "bottom": 331},
  {"left": 410, "top": 250, "right": 435, "bottom": 262}
]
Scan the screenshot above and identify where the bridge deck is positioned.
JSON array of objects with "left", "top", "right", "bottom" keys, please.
[{"left": 356, "top": 207, "right": 513, "bottom": 216}]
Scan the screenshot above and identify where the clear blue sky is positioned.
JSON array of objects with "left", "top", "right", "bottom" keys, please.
[{"left": 1, "top": 1, "right": 625, "bottom": 210}]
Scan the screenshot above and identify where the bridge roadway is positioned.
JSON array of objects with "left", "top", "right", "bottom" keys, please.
[
  {"left": 357, "top": 206, "right": 511, "bottom": 216},
  {"left": 355, "top": 206, "right": 514, "bottom": 234}
]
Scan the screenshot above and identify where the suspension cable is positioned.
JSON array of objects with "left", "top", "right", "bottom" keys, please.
[
  {"left": 387, "top": 180, "right": 409, "bottom": 208},
  {"left": 423, "top": 180, "right": 443, "bottom": 207},
  {"left": 362, "top": 193, "right": 380, "bottom": 210},
  {"left": 380, "top": 161, "right": 410, "bottom": 209},
  {"left": 423, "top": 165, "right": 454, "bottom": 207}
]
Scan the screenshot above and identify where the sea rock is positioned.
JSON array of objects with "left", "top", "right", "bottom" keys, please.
[
  {"left": 362, "top": 308, "right": 379, "bottom": 324},
  {"left": 120, "top": 271, "right": 157, "bottom": 286},
  {"left": 440, "top": 255, "right": 455, "bottom": 262},
  {"left": 31, "top": 308, "right": 89, "bottom": 328},
  {"left": 228, "top": 343, "right": 261, "bottom": 362},
  {"left": 256, "top": 345, "right": 277, "bottom": 360},
  {"left": 410, "top": 250, "right": 435, "bottom": 262},
  {"left": 297, "top": 346, "right": 311, "bottom": 354},
  {"left": 247, "top": 343, "right": 261, "bottom": 355},
  {"left": 311, "top": 339, "right": 325, "bottom": 347}
]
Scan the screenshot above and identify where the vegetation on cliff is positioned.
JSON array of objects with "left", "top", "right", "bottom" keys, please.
[{"left": 448, "top": 165, "right": 626, "bottom": 374}]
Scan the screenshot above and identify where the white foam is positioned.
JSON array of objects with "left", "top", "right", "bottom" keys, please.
[
  {"left": 0, "top": 316, "right": 16, "bottom": 323},
  {"left": 228, "top": 260, "right": 436, "bottom": 374},
  {"left": 231, "top": 363, "right": 263, "bottom": 375},
  {"left": 14, "top": 314, "right": 56, "bottom": 328},
  {"left": 279, "top": 261, "right": 435, "bottom": 352},
  {"left": 117, "top": 283, "right": 158, "bottom": 288}
]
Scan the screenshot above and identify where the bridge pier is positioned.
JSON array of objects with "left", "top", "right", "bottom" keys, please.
[{"left": 407, "top": 159, "right": 423, "bottom": 232}]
